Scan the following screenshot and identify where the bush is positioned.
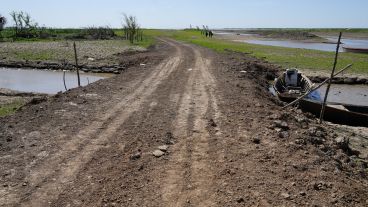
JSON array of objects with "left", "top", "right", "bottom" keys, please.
[
  {"left": 0, "top": 15, "right": 6, "bottom": 31},
  {"left": 83, "top": 26, "right": 115, "bottom": 39},
  {"left": 10, "top": 11, "right": 39, "bottom": 39},
  {"left": 65, "top": 26, "right": 115, "bottom": 40}
]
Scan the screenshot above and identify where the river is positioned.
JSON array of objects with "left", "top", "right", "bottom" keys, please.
[{"left": 215, "top": 31, "right": 368, "bottom": 52}]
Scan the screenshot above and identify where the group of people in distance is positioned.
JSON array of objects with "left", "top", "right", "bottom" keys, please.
[{"left": 201, "top": 29, "right": 213, "bottom": 38}]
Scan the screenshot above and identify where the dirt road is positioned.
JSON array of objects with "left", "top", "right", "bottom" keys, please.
[{"left": 1, "top": 39, "right": 367, "bottom": 206}]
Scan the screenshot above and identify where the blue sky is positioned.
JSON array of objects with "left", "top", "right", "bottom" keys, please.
[{"left": 1, "top": 0, "right": 367, "bottom": 28}]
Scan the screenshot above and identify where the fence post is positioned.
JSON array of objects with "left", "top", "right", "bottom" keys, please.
[
  {"left": 73, "top": 42, "right": 81, "bottom": 87},
  {"left": 319, "top": 32, "right": 342, "bottom": 123}
]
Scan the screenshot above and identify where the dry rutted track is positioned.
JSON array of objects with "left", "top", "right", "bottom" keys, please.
[
  {"left": 1, "top": 39, "right": 223, "bottom": 206},
  {"left": 2, "top": 38, "right": 368, "bottom": 207}
]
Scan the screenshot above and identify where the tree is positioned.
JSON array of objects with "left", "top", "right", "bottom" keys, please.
[
  {"left": 10, "top": 11, "right": 38, "bottom": 39},
  {"left": 0, "top": 14, "right": 6, "bottom": 31},
  {"left": 0, "top": 14, "right": 6, "bottom": 40},
  {"left": 122, "top": 14, "right": 140, "bottom": 44}
]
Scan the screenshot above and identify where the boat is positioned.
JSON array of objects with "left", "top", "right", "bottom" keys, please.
[
  {"left": 273, "top": 69, "right": 368, "bottom": 127},
  {"left": 273, "top": 68, "right": 314, "bottom": 102},
  {"left": 299, "top": 99, "right": 368, "bottom": 127},
  {"left": 343, "top": 46, "right": 368, "bottom": 54}
]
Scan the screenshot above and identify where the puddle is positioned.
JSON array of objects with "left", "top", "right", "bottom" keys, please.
[
  {"left": 318, "top": 84, "right": 368, "bottom": 106},
  {"left": 0, "top": 68, "right": 111, "bottom": 94}
]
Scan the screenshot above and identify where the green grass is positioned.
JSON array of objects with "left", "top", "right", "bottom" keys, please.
[
  {"left": 145, "top": 29, "right": 368, "bottom": 75},
  {"left": 0, "top": 100, "right": 25, "bottom": 117},
  {"left": 14, "top": 51, "right": 54, "bottom": 61}
]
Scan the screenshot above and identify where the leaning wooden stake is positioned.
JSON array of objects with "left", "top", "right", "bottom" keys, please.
[
  {"left": 319, "top": 32, "right": 342, "bottom": 123},
  {"left": 282, "top": 64, "right": 352, "bottom": 109},
  {"left": 73, "top": 42, "right": 81, "bottom": 87}
]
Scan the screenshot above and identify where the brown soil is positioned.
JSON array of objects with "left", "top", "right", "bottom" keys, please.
[{"left": 0, "top": 38, "right": 367, "bottom": 207}]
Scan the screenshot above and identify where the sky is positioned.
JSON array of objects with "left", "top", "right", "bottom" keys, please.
[{"left": 1, "top": 0, "right": 368, "bottom": 29}]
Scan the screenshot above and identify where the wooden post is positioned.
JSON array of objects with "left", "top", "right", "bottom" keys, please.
[
  {"left": 73, "top": 42, "right": 81, "bottom": 87},
  {"left": 63, "top": 71, "right": 68, "bottom": 91},
  {"left": 319, "top": 32, "right": 342, "bottom": 123}
]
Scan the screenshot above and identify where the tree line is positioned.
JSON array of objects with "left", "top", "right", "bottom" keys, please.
[{"left": 0, "top": 11, "right": 144, "bottom": 44}]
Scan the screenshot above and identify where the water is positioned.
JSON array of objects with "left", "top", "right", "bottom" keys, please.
[
  {"left": 241, "top": 39, "right": 341, "bottom": 52},
  {"left": 325, "top": 37, "right": 368, "bottom": 49},
  {"left": 0, "top": 68, "right": 109, "bottom": 94},
  {"left": 241, "top": 37, "right": 368, "bottom": 52},
  {"left": 318, "top": 84, "right": 368, "bottom": 106},
  {"left": 270, "top": 84, "right": 368, "bottom": 106},
  {"left": 214, "top": 31, "right": 255, "bottom": 37}
]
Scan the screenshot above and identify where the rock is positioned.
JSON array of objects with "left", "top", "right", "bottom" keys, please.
[
  {"left": 158, "top": 145, "right": 169, "bottom": 152},
  {"left": 312, "top": 181, "right": 331, "bottom": 191},
  {"left": 296, "top": 116, "right": 308, "bottom": 124},
  {"left": 236, "top": 197, "right": 245, "bottom": 203},
  {"left": 208, "top": 119, "right": 217, "bottom": 127},
  {"left": 252, "top": 137, "right": 261, "bottom": 144},
  {"left": 335, "top": 136, "right": 350, "bottom": 152},
  {"left": 279, "top": 131, "right": 289, "bottom": 138},
  {"left": 299, "top": 191, "right": 306, "bottom": 196},
  {"left": 152, "top": 150, "right": 165, "bottom": 157},
  {"left": 281, "top": 192, "right": 291, "bottom": 199},
  {"left": 130, "top": 150, "right": 142, "bottom": 160},
  {"left": 268, "top": 114, "right": 279, "bottom": 120},
  {"left": 273, "top": 120, "right": 289, "bottom": 130},
  {"left": 307, "top": 126, "right": 326, "bottom": 138}
]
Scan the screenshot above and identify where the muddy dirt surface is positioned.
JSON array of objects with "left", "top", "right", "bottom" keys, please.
[{"left": 0, "top": 38, "right": 367, "bottom": 207}]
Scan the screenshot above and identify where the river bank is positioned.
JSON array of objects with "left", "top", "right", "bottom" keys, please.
[
  {"left": 0, "top": 88, "right": 48, "bottom": 117},
  {"left": 0, "top": 40, "right": 150, "bottom": 73},
  {"left": 0, "top": 40, "right": 165, "bottom": 117},
  {"left": 173, "top": 31, "right": 368, "bottom": 78}
]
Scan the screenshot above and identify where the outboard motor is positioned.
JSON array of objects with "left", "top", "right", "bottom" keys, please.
[{"left": 285, "top": 68, "right": 299, "bottom": 87}]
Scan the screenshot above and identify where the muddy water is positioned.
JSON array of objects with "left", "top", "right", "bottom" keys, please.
[
  {"left": 318, "top": 84, "right": 368, "bottom": 106},
  {"left": 270, "top": 84, "right": 368, "bottom": 106},
  {"left": 0, "top": 68, "right": 111, "bottom": 94}
]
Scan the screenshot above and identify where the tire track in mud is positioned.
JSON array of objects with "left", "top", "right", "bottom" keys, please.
[
  {"left": 161, "top": 43, "right": 222, "bottom": 207},
  {"left": 49, "top": 39, "right": 197, "bottom": 207},
  {"left": 15, "top": 40, "right": 183, "bottom": 206}
]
